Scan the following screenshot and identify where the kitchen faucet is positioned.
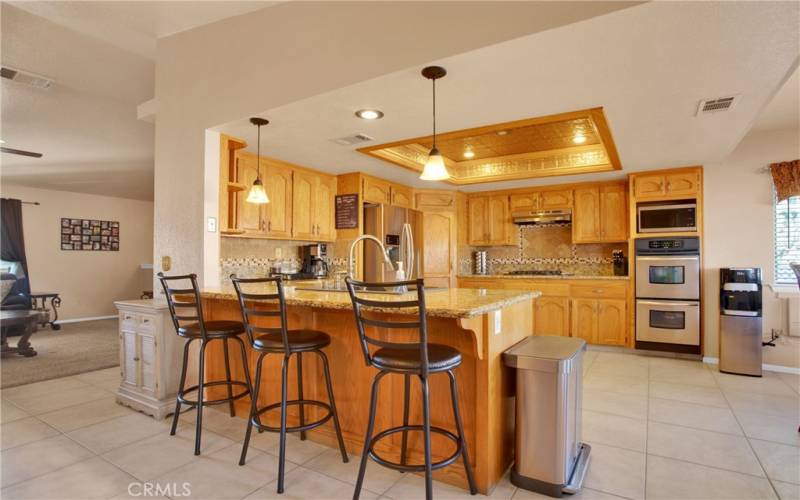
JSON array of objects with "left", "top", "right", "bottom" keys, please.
[{"left": 348, "top": 234, "right": 395, "bottom": 279}]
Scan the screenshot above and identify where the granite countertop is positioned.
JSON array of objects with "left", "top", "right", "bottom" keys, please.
[
  {"left": 201, "top": 285, "right": 540, "bottom": 319},
  {"left": 458, "top": 274, "right": 630, "bottom": 281}
]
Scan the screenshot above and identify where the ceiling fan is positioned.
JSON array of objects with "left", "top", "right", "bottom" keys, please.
[{"left": 1, "top": 146, "right": 43, "bottom": 158}]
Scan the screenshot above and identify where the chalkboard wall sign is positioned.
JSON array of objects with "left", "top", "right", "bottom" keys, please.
[
  {"left": 335, "top": 194, "right": 359, "bottom": 229},
  {"left": 60, "top": 218, "right": 119, "bottom": 251}
]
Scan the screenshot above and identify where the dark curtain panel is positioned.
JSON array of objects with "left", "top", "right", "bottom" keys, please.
[{"left": 1, "top": 198, "right": 30, "bottom": 293}]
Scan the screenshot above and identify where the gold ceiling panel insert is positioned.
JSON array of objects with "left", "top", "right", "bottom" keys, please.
[{"left": 358, "top": 107, "right": 621, "bottom": 185}]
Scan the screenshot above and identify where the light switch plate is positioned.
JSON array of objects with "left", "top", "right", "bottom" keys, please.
[
  {"left": 162, "top": 256, "right": 171, "bottom": 272},
  {"left": 207, "top": 217, "right": 217, "bottom": 232},
  {"left": 494, "top": 310, "right": 502, "bottom": 335}
]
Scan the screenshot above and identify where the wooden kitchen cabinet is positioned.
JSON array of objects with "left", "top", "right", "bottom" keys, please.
[
  {"left": 571, "top": 299, "right": 597, "bottom": 344},
  {"left": 534, "top": 296, "right": 570, "bottom": 337},
  {"left": 415, "top": 190, "right": 455, "bottom": 211},
  {"left": 573, "top": 183, "right": 627, "bottom": 243},
  {"left": 390, "top": 184, "right": 412, "bottom": 208},
  {"left": 597, "top": 299, "right": 627, "bottom": 345},
  {"left": 509, "top": 189, "right": 572, "bottom": 211},
  {"left": 469, "top": 195, "right": 513, "bottom": 245},
  {"left": 633, "top": 169, "right": 701, "bottom": 200},
  {"left": 573, "top": 187, "right": 601, "bottom": 243},
  {"left": 262, "top": 160, "right": 293, "bottom": 238},
  {"left": 292, "top": 170, "right": 335, "bottom": 241},
  {"left": 419, "top": 211, "right": 457, "bottom": 287},
  {"left": 362, "top": 176, "right": 391, "bottom": 205},
  {"left": 235, "top": 152, "right": 266, "bottom": 235}
]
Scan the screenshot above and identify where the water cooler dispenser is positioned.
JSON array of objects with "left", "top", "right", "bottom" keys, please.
[{"left": 719, "top": 268, "right": 763, "bottom": 377}]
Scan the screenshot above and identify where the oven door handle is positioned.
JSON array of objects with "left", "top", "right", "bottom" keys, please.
[
  {"left": 635, "top": 256, "right": 700, "bottom": 261},
  {"left": 637, "top": 300, "right": 699, "bottom": 307}
]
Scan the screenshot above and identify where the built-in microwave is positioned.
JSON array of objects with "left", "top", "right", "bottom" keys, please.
[{"left": 637, "top": 202, "right": 697, "bottom": 233}]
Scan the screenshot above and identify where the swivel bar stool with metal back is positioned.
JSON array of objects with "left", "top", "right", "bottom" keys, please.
[
  {"left": 158, "top": 272, "right": 252, "bottom": 456},
  {"left": 231, "top": 275, "right": 348, "bottom": 494},
  {"left": 345, "top": 277, "right": 477, "bottom": 500}
]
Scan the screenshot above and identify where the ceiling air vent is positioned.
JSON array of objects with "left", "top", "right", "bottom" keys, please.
[
  {"left": 696, "top": 95, "right": 739, "bottom": 116},
  {"left": 331, "top": 133, "right": 374, "bottom": 146},
  {"left": 1, "top": 66, "right": 54, "bottom": 89}
]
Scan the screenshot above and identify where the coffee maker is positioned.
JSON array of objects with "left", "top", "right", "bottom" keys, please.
[{"left": 301, "top": 244, "right": 328, "bottom": 278}]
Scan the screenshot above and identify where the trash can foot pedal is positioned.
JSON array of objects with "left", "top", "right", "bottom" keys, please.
[{"left": 562, "top": 443, "right": 591, "bottom": 495}]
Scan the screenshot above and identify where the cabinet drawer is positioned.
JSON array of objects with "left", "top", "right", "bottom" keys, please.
[
  {"left": 415, "top": 191, "right": 455, "bottom": 210},
  {"left": 502, "top": 280, "right": 570, "bottom": 297},
  {"left": 120, "top": 311, "right": 138, "bottom": 330},
  {"left": 137, "top": 314, "right": 157, "bottom": 333},
  {"left": 570, "top": 282, "right": 627, "bottom": 299},
  {"left": 458, "top": 278, "right": 504, "bottom": 289}
]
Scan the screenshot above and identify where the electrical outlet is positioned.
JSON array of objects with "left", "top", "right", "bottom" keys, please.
[
  {"left": 162, "top": 255, "right": 171, "bottom": 272},
  {"left": 207, "top": 217, "right": 217, "bottom": 232},
  {"left": 275, "top": 248, "right": 282, "bottom": 258}
]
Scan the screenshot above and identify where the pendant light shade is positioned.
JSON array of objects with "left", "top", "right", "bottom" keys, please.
[
  {"left": 246, "top": 178, "right": 269, "bottom": 204},
  {"left": 420, "top": 147, "right": 449, "bottom": 181},
  {"left": 246, "top": 117, "right": 270, "bottom": 205},
  {"left": 420, "top": 66, "right": 449, "bottom": 181}
]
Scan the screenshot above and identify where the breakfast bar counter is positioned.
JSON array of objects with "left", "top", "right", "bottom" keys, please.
[{"left": 199, "top": 286, "right": 539, "bottom": 493}]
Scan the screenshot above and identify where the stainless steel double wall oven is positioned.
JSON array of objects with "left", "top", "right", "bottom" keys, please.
[{"left": 635, "top": 237, "right": 701, "bottom": 353}]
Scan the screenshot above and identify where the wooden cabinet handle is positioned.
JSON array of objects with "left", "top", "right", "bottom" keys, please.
[
  {"left": 594, "top": 289, "right": 604, "bottom": 294},
  {"left": 133, "top": 357, "right": 140, "bottom": 362}
]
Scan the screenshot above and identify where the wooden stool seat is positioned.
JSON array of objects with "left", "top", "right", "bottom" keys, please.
[
  {"left": 178, "top": 320, "right": 244, "bottom": 338},
  {"left": 253, "top": 329, "right": 331, "bottom": 352},
  {"left": 372, "top": 343, "right": 462, "bottom": 373}
]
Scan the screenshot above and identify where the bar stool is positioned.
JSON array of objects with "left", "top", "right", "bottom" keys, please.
[
  {"left": 231, "top": 275, "right": 348, "bottom": 494},
  {"left": 158, "top": 272, "right": 252, "bottom": 456},
  {"left": 345, "top": 277, "right": 477, "bottom": 500}
]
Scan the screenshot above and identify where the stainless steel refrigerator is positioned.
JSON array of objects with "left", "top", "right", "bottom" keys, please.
[{"left": 363, "top": 203, "right": 421, "bottom": 282}]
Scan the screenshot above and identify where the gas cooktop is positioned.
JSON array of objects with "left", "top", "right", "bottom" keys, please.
[{"left": 505, "top": 270, "right": 568, "bottom": 276}]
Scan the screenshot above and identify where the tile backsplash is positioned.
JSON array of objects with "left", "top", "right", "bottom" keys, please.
[
  {"left": 459, "top": 224, "right": 626, "bottom": 276},
  {"left": 219, "top": 237, "right": 348, "bottom": 282}
]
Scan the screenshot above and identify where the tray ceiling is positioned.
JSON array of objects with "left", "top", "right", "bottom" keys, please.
[{"left": 358, "top": 108, "right": 621, "bottom": 185}]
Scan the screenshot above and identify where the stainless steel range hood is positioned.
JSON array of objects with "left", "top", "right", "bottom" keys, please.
[{"left": 512, "top": 209, "right": 572, "bottom": 225}]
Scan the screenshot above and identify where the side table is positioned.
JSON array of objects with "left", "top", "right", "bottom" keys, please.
[{"left": 30, "top": 292, "right": 62, "bottom": 330}]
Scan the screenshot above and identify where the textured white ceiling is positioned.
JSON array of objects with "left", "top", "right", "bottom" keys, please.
[
  {"left": 7, "top": 1, "right": 278, "bottom": 59},
  {"left": 218, "top": 1, "right": 800, "bottom": 192},
  {"left": 752, "top": 66, "right": 800, "bottom": 133}
]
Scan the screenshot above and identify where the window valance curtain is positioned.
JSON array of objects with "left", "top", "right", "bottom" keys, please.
[{"left": 770, "top": 160, "right": 800, "bottom": 202}]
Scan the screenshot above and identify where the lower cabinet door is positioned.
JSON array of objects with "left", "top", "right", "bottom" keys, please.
[
  {"left": 121, "top": 330, "right": 138, "bottom": 387},
  {"left": 571, "top": 299, "right": 597, "bottom": 344},
  {"left": 139, "top": 333, "right": 157, "bottom": 393},
  {"left": 534, "top": 297, "right": 570, "bottom": 337},
  {"left": 597, "top": 299, "right": 627, "bottom": 345}
]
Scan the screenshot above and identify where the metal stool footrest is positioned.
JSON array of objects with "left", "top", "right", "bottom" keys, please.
[
  {"left": 251, "top": 399, "right": 333, "bottom": 433},
  {"left": 178, "top": 380, "right": 250, "bottom": 406},
  {"left": 368, "top": 425, "right": 463, "bottom": 473}
]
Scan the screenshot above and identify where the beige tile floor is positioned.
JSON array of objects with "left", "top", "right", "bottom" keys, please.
[{"left": 1, "top": 352, "right": 799, "bottom": 500}]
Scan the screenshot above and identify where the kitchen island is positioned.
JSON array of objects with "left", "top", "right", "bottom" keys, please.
[{"left": 199, "top": 285, "right": 539, "bottom": 493}]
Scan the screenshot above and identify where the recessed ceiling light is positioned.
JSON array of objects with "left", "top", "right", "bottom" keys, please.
[
  {"left": 0, "top": 139, "right": 4, "bottom": 144},
  {"left": 355, "top": 109, "right": 384, "bottom": 120},
  {"left": 463, "top": 148, "right": 475, "bottom": 159},
  {"left": 496, "top": 130, "right": 509, "bottom": 136},
  {"left": 572, "top": 134, "right": 587, "bottom": 144}
]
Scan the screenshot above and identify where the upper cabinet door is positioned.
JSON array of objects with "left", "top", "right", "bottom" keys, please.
[
  {"left": 415, "top": 190, "right": 455, "bottom": 211},
  {"left": 263, "top": 160, "right": 293, "bottom": 239},
  {"left": 390, "top": 184, "right": 412, "bottom": 208},
  {"left": 665, "top": 171, "right": 700, "bottom": 197},
  {"left": 421, "top": 211, "right": 455, "bottom": 282},
  {"left": 292, "top": 171, "right": 316, "bottom": 240},
  {"left": 235, "top": 152, "right": 266, "bottom": 234},
  {"left": 510, "top": 193, "right": 539, "bottom": 211},
  {"left": 315, "top": 176, "right": 336, "bottom": 241},
  {"left": 468, "top": 196, "right": 488, "bottom": 245},
  {"left": 599, "top": 184, "right": 627, "bottom": 242},
  {"left": 487, "top": 195, "right": 511, "bottom": 245},
  {"left": 633, "top": 174, "right": 667, "bottom": 199},
  {"left": 572, "top": 187, "right": 601, "bottom": 243},
  {"left": 362, "top": 177, "right": 391, "bottom": 205},
  {"left": 540, "top": 190, "right": 573, "bottom": 209}
]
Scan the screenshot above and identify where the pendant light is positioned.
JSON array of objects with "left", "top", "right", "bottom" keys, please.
[
  {"left": 246, "top": 117, "right": 270, "bottom": 204},
  {"left": 420, "top": 66, "right": 449, "bottom": 181}
]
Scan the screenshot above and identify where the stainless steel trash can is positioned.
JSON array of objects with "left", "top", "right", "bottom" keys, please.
[{"left": 503, "top": 336, "right": 590, "bottom": 497}]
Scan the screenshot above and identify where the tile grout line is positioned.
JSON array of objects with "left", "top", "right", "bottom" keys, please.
[
  {"left": 643, "top": 359, "right": 650, "bottom": 500},
  {"left": 720, "top": 384, "right": 786, "bottom": 500}
]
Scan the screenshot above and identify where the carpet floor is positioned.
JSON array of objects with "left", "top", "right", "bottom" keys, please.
[{"left": 1, "top": 318, "right": 119, "bottom": 388}]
